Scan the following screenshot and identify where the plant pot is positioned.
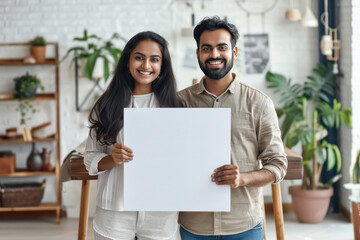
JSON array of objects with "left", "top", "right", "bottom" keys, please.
[
  {"left": 79, "top": 58, "right": 104, "bottom": 80},
  {"left": 30, "top": 46, "right": 46, "bottom": 63},
  {"left": 15, "top": 82, "right": 37, "bottom": 98},
  {"left": 289, "top": 185, "right": 333, "bottom": 223},
  {"left": 27, "top": 143, "right": 43, "bottom": 171},
  {"left": 344, "top": 183, "right": 360, "bottom": 202}
]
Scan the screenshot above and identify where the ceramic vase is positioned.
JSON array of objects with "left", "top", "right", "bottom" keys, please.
[
  {"left": 27, "top": 143, "right": 43, "bottom": 171},
  {"left": 41, "top": 148, "right": 53, "bottom": 171}
]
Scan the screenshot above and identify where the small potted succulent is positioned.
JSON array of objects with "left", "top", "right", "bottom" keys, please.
[
  {"left": 30, "top": 36, "right": 46, "bottom": 63},
  {"left": 13, "top": 72, "right": 44, "bottom": 125}
]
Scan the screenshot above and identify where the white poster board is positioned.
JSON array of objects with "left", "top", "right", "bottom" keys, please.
[{"left": 123, "top": 108, "right": 231, "bottom": 211}]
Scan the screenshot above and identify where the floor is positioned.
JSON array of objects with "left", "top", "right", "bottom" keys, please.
[{"left": 0, "top": 212, "right": 354, "bottom": 240}]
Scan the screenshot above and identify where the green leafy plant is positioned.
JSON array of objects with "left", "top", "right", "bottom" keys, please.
[
  {"left": 266, "top": 63, "right": 352, "bottom": 190},
  {"left": 13, "top": 72, "right": 44, "bottom": 125},
  {"left": 353, "top": 150, "right": 360, "bottom": 184},
  {"left": 30, "top": 36, "right": 46, "bottom": 46},
  {"left": 59, "top": 29, "right": 125, "bottom": 82}
]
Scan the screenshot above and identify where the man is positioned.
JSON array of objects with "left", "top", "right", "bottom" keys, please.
[{"left": 177, "top": 16, "right": 288, "bottom": 239}]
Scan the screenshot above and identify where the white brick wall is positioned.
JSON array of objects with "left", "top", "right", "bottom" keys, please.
[
  {"left": 339, "top": 0, "right": 360, "bottom": 214},
  {"left": 0, "top": 0, "right": 323, "bottom": 217}
]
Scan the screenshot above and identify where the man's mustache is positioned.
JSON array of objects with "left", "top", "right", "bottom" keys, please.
[{"left": 205, "top": 58, "right": 226, "bottom": 64}]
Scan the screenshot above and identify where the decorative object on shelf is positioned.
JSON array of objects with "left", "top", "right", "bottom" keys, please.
[
  {"left": 26, "top": 143, "right": 43, "bottom": 171},
  {"left": 59, "top": 29, "right": 125, "bottom": 82},
  {"left": 320, "top": 0, "right": 341, "bottom": 73},
  {"left": 0, "top": 179, "right": 45, "bottom": 207},
  {"left": 13, "top": 72, "right": 44, "bottom": 125},
  {"left": 0, "top": 93, "right": 13, "bottom": 100},
  {"left": 301, "top": 0, "right": 318, "bottom": 27},
  {"left": 30, "top": 36, "right": 46, "bottom": 63},
  {"left": 31, "top": 122, "right": 55, "bottom": 139},
  {"left": 41, "top": 148, "right": 53, "bottom": 172},
  {"left": 5, "top": 127, "right": 17, "bottom": 139},
  {"left": 266, "top": 63, "right": 352, "bottom": 223},
  {"left": 0, "top": 151, "right": 15, "bottom": 174},
  {"left": 22, "top": 126, "right": 32, "bottom": 142},
  {"left": 285, "top": 0, "right": 301, "bottom": 21},
  {"left": 23, "top": 55, "right": 36, "bottom": 64}
]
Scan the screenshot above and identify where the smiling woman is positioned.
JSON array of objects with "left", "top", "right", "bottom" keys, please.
[{"left": 83, "top": 31, "right": 179, "bottom": 240}]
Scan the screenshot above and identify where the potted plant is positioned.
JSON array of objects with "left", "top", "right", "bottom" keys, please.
[
  {"left": 30, "top": 36, "right": 46, "bottom": 63},
  {"left": 266, "top": 63, "right": 352, "bottom": 223},
  {"left": 13, "top": 72, "right": 44, "bottom": 125},
  {"left": 59, "top": 29, "right": 125, "bottom": 82}
]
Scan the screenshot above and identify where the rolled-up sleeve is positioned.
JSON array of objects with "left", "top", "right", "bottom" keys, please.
[
  {"left": 257, "top": 97, "right": 287, "bottom": 183},
  {"left": 84, "top": 129, "right": 109, "bottom": 176}
]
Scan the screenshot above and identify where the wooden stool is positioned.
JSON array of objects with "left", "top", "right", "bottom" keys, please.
[{"left": 70, "top": 156, "right": 97, "bottom": 240}]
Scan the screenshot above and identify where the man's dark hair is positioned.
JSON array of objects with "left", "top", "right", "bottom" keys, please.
[{"left": 193, "top": 16, "right": 240, "bottom": 49}]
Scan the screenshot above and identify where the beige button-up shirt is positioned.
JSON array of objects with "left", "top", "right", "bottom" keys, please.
[{"left": 177, "top": 74, "right": 287, "bottom": 235}]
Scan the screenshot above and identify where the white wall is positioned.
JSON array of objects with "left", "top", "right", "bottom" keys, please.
[
  {"left": 0, "top": 0, "right": 323, "bottom": 217},
  {"left": 339, "top": 0, "right": 360, "bottom": 214}
]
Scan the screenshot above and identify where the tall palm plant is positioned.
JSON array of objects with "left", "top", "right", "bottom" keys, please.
[{"left": 266, "top": 63, "right": 351, "bottom": 190}]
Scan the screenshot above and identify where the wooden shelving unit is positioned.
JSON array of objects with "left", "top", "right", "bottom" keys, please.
[{"left": 0, "top": 42, "right": 61, "bottom": 223}]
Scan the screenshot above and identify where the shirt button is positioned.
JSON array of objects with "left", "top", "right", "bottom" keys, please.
[{"left": 215, "top": 99, "right": 219, "bottom": 102}]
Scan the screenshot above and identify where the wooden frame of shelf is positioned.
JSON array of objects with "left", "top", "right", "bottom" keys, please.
[
  {"left": 0, "top": 42, "right": 62, "bottom": 223},
  {"left": 0, "top": 135, "right": 55, "bottom": 143},
  {"left": 0, "top": 93, "right": 56, "bottom": 102},
  {"left": 0, "top": 59, "right": 57, "bottom": 65},
  {"left": 0, "top": 203, "right": 60, "bottom": 212},
  {"left": 0, "top": 170, "right": 56, "bottom": 177}
]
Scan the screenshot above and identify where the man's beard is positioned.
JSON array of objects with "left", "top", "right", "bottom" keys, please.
[{"left": 198, "top": 55, "right": 234, "bottom": 80}]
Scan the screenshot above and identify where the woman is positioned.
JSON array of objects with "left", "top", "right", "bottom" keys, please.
[{"left": 84, "top": 31, "right": 179, "bottom": 240}]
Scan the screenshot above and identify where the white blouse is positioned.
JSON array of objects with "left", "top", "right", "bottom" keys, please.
[
  {"left": 84, "top": 93, "right": 178, "bottom": 239},
  {"left": 84, "top": 92, "right": 159, "bottom": 211}
]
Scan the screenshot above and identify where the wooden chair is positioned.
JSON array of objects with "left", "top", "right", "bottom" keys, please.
[{"left": 70, "top": 148, "right": 302, "bottom": 240}]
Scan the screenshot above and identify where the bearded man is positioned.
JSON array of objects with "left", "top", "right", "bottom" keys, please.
[{"left": 177, "top": 16, "right": 288, "bottom": 240}]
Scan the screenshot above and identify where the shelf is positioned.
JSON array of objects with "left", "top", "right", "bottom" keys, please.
[
  {"left": 0, "top": 202, "right": 60, "bottom": 212},
  {"left": 0, "top": 58, "right": 57, "bottom": 66},
  {"left": 0, "top": 42, "right": 62, "bottom": 222},
  {"left": 0, "top": 135, "right": 55, "bottom": 144},
  {"left": 0, "top": 169, "right": 55, "bottom": 177},
  {"left": 0, "top": 93, "right": 56, "bottom": 102}
]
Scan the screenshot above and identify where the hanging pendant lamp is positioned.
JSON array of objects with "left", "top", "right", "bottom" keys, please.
[
  {"left": 301, "top": 0, "right": 318, "bottom": 27},
  {"left": 285, "top": 0, "right": 302, "bottom": 21}
]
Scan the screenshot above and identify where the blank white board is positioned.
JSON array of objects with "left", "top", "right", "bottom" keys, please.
[{"left": 123, "top": 108, "right": 231, "bottom": 211}]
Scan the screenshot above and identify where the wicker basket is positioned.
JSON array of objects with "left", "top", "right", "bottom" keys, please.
[{"left": 0, "top": 180, "right": 45, "bottom": 207}]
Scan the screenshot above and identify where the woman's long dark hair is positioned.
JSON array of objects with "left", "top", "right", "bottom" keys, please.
[{"left": 88, "top": 31, "right": 179, "bottom": 145}]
